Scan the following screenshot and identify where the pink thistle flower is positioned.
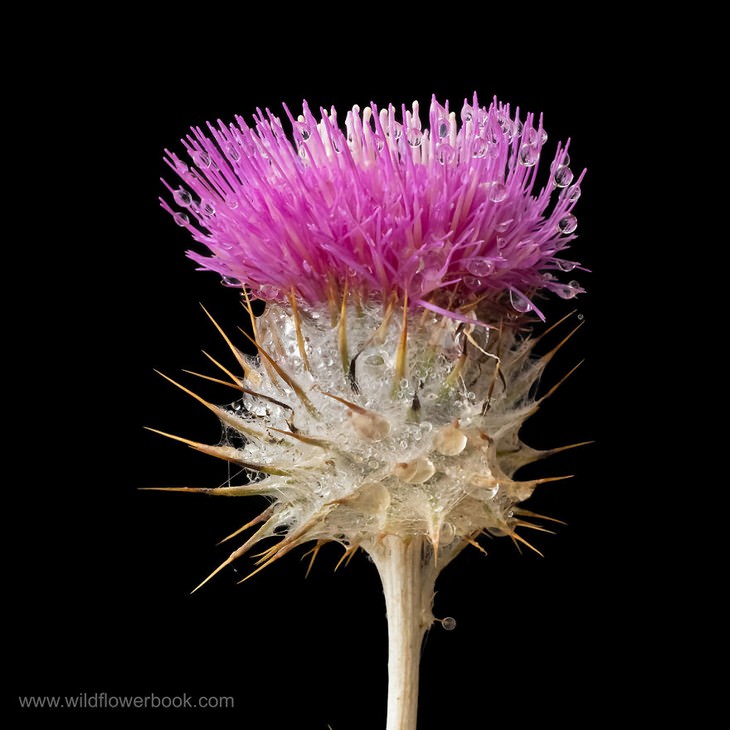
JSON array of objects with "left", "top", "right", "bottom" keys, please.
[{"left": 161, "top": 94, "right": 585, "bottom": 320}]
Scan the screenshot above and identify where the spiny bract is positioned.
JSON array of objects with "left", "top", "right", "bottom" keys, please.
[{"left": 150, "top": 299, "right": 582, "bottom": 590}]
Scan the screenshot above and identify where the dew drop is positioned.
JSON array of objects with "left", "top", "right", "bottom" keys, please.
[
  {"left": 559, "top": 152, "right": 571, "bottom": 167},
  {"left": 472, "top": 139, "right": 487, "bottom": 158},
  {"left": 463, "top": 275, "right": 482, "bottom": 290},
  {"left": 466, "top": 258, "right": 495, "bottom": 277},
  {"left": 522, "top": 126, "right": 539, "bottom": 145},
  {"left": 442, "top": 616, "right": 457, "bottom": 631},
  {"left": 407, "top": 129, "right": 423, "bottom": 147},
  {"left": 225, "top": 143, "right": 241, "bottom": 162},
  {"left": 519, "top": 143, "right": 539, "bottom": 167},
  {"left": 438, "top": 121, "right": 449, "bottom": 138},
  {"left": 221, "top": 276, "right": 241, "bottom": 287},
  {"left": 226, "top": 195, "right": 239, "bottom": 210},
  {"left": 173, "top": 212, "right": 189, "bottom": 226},
  {"left": 555, "top": 284, "right": 578, "bottom": 299},
  {"left": 557, "top": 259, "right": 577, "bottom": 272},
  {"left": 191, "top": 149, "right": 211, "bottom": 168},
  {"left": 569, "top": 279, "right": 580, "bottom": 288},
  {"left": 201, "top": 199, "right": 216, "bottom": 217},
  {"left": 299, "top": 126, "right": 311, "bottom": 141},
  {"left": 558, "top": 214, "right": 578, "bottom": 234},
  {"left": 489, "top": 182, "right": 507, "bottom": 203},
  {"left": 567, "top": 185, "right": 582, "bottom": 203},
  {"left": 553, "top": 166, "right": 574, "bottom": 188},
  {"left": 365, "top": 353, "right": 385, "bottom": 367},
  {"left": 440, "top": 522, "right": 456, "bottom": 545},
  {"left": 437, "top": 143, "right": 455, "bottom": 165},
  {"left": 577, "top": 313, "right": 585, "bottom": 321},
  {"left": 497, "top": 114, "right": 512, "bottom": 137},
  {"left": 173, "top": 187, "right": 192, "bottom": 207},
  {"left": 394, "top": 458, "right": 435, "bottom": 484},
  {"left": 509, "top": 290, "right": 532, "bottom": 313}
]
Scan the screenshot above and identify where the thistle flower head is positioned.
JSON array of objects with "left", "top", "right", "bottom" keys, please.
[
  {"left": 154, "top": 93, "right": 588, "bottom": 594},
  {"left": 161, "top": 94, "right": 584, "bottom": 320}
]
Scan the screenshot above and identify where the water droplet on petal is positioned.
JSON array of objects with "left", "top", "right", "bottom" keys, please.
[
  {"left": 226, "top": 195, "right": 239, "bottom": 210},
  {"left": 441, "top": 617, "right": 457, "bottom": 631},
  {"left": 463, "top": 275, "right": 482, "bottom": 290},
  {"left": 407, "top": 129, "right": 423, "bottom": 147},
  {"left": 553, "top": 166, "right": 574, "bottom": 188},
  {"left": 519, "top": 143, "right": 539, "bottom": 167},
  {"left": 225, "top": 143, "right": 241, "bottom": 162},
  {"left": 522, "top": 126, "right": 539, "bottom": 145},
  {"left": 489, "top": 182, "right": 507, "bottom": 203},
  {"left": 201, "top": 199, "right": 216, "bottom": 217},
  {"left": 558, "top": 214, "right": 578, "bottom": 234},
  {"left": 221, "top": 276, "right": 241, "bottom": 287},
  {"left": 465, "top": 258, "right": 493, "bottom": 278},
  {"left": 559, "top": 152, "right": 571, "bottom": 167},
  {"left": 472, "top": 139, "right": 487, "bottom": 158},
  {"left": 509, "top": 290, "right": 532, "bottom": 313},
  {"left": 437, "top": 143, "right": 455, "bottom": 164},
  {"left": 191, "top": 150, "right": 211, "bottom": 168},
  {"left": 173, "top": 212, "right": 189, "bottom": 226},
  {"left": 173, "top": 187, "right": 192, "bottom": 207},
  {"left": 555, "top": 284, "right": 578, "bottom": 299},
  {"left": 567, "top": 185, "right": 581, "bottom": 203},
  {"left": 438, "top": 120, "right": 449, "bottom": 138},
  {"left": 557, "top": 259, "right": 577, "bottom": 272}
]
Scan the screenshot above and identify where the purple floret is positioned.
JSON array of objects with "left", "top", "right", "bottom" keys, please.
[{"left": 162, "top": 94, "right": 585, "bottom": 319}]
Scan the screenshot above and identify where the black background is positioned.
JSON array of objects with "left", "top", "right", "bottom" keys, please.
[{"left": 9, "top": 24, "right": 661, "bottom": 729}]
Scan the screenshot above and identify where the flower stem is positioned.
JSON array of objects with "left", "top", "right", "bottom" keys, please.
[{"left": 372, "top": 536, "right": 436, "bottom": 730}]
